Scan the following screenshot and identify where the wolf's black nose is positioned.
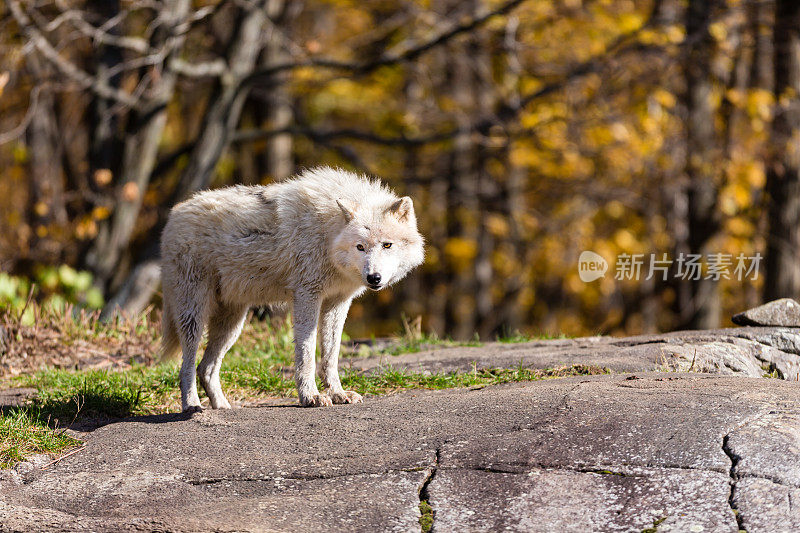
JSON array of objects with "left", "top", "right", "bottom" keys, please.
[{"left": 367, "top": 273, "right": 381, "bottom": 285}]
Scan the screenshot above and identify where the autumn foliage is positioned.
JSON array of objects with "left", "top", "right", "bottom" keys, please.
[{"left": 0, "top": 0, "right": 796, "bottom": 338}]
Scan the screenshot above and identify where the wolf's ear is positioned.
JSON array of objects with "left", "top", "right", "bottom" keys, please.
[
  {"left": 387, "top": 196, "right": 415, "bottom": 223},
  {"left": 336, "top": 199, "right": 356, "bottom": 223}
]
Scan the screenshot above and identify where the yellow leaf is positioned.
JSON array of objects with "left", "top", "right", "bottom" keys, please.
[
  {"left": 305, "top": 40, "right": 321, "bottom": 54},
  {"left": 748, "top": 89, "right": 775, "bottom": 120},
  {"left": 485, "top": 214, "right": 509, "bottom": 237},
  {"left": 444, "top": 238, "right": 478, "bottom": 272},
  {"left": 653, "top": 88, "right": 676, "bottom": 109},
  {"left": 726, "top": 217, "right": 752, "bottom": 237},
  {"left": 605, "top": 200, "right": 625, "bottom": 219},
  {"left": 91, "top": 206, "right": 111, "bottom": 220},
  {"left": 94, "top": 168, "right": 113, "bottom": 186},
  {"left": 726, "top": 88, "right": 744, "bottom": 106},
  {"left": 34, "top": 201, "right": 49, "bottom": 217},
  {"left": 743, "top": 162, "right": 766, "bottom": 188},
  {"left": 121, "top": 182, "right": 139, "bottom": 202},
  {"left": 610, "top": 122, "right": 630, "bottom": 141},
  {"left": 613, "top": 229, "right": 640, "bottom": 253},
  {"left": 638, "top": 29, "right": 660, "bottom": 45},
  {"left": 665, "top": 25, "right": 685, "bottom": 44},
  {"left": 75, "top": 217, "right": 98, "bottom": 240},
  {"left": 709, "top": 22, "right": 727, "bottom": 42},
  {"left": 619, "top": 13, "right": 644, "bottom": 33},
  {"left": 13, "top": 143, "right": 28, "bottom": 164}
]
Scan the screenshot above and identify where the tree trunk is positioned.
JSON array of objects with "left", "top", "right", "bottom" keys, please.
[
  {"left": 172, "top": 0, "right": 270, "bottom": 201},
  {"left": 748, "top": 0, "right": 773, "bottom": 92},
  {"left": 85, "top": 0, "right": 191, "bottom": 292},
  {"left": 679, "top": 0, "right": 721, "bottom": 329},
  {"left": 100, "top": 259, "right": 161, "bottom": 320},
  {"left": 426, "top": 38, "right": 451, "bottom": 336},
  {"left": 105, "top": 0, "right": 274, "bottom": 317},
  {"left": 26, "top": 55, "right": 67, "bottom": 264},
  {"left": 261, "top": 0, "right": 294, "bottom": 182},
  {"left": 87, "top": 0, "right": 123, "bottom": 180},
  {"left": 400, "top": 63, "right": 425, "bottom": 324},
  {"left": 492, "top": 15, "right": 526, "bottom": 337},
  {"left": 764, "top": 0, "right": 800, "bottom": 300},
  {"left": 445, "top": 13, "right": 480, "bottom": 340},
  {"left": 473, "top": 39, "right": 496, "bottom": 340}
]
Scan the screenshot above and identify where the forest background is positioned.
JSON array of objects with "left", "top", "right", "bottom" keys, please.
[{"left": 1, "top": 0, "right": 799, "bottom": 340}]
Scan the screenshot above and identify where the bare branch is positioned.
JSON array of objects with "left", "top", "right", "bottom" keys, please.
[
  {"left": 241, "top": 0, "right": 526, "bottom": 86},
  {"left": 174, "top": 3, "right": 223, "bottom": 34},
  {"left": 376, "top": 0, "right": 527, "bottom": 66},
  {"left": 0, "top": 85, "right": 40, "bottom": 145},
  {"left": 232, "top": 124, "right": 453, "bottom": 147},
  {"left": 168, "top": 57, "right": 228, "bottom": 78},
  {"left": 47, "top": 1, "right": 151, "bottom": 53},
  {"left": 8, "top": 0, "right": 140, "bottom": 109},
  {"left": 232, "top": 28, "right": 666, "bottom": 150},
  {"left": 47, "top": 9, "right": 150, "bottom": 53},
  {"left": 103, "top": 47, "right": 170, "bottom": 78}
]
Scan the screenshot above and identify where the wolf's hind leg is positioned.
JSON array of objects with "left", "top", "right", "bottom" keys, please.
[
  {"left": 173, "top": 279, "right": 211, "bottom": 413},
  {"left": 199, "top": 303, "right": 248, "bottom": 409},
  {"left": 177, "top": 306, "right": 207, "bottom": 413},
  {"left": 319, "top": 297, "right": 362, "bottom": 404}
]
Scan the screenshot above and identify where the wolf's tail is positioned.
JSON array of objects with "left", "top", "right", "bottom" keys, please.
[{"left": 159, "top": 302, "right": 182, "bottom": 361}]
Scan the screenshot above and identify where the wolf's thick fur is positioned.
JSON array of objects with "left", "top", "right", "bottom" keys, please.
[{"left": 161, "top": 167, "right": 424, "bottom": 411}]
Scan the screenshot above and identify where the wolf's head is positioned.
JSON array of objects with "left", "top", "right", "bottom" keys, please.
[{"left": 331, "top": 196, "right": 424, "bottom": 290}]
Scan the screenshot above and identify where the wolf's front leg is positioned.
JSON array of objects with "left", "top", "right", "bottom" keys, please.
[
  {"left": 293, "top": 289, "right": 332, "bottom": 407},
  {"left": 319, "top": 297, "right": 362, "bottom": 404}
]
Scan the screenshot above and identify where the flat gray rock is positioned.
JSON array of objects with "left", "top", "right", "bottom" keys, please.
[
  {"left": 429, "top": 466, "right": 734, "bottom": 532},
  {"left": 345, "top": 326, "right": 800, "bottom": 381},
  {"left": 0, "top": 388, "right": 36, "bottom": 408},
  {"left": 732, "top": 298, "right": 800, "bottom": 327},
  {"left": 2, "top": 374, "right": 799, "bottom": 532}
]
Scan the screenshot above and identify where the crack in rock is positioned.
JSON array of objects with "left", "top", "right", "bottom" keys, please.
[
  {"left": 463, "top": 464, "right": 634, "bottom": 477},
  {"left": 609, "top": 339, "right": 668, "bottom": 347},
  {"left": 723, "top": 434, "right": 747, "bottom": 532},
  {"left": 185, "top": 465, "right": 429, "bottom": 486},
  {"left": 418, "top": 447, "right": 440, "bottom": 532}
]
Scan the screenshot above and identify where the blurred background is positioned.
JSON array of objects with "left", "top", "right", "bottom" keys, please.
[{"left": 0, "top": 0, "right": 798, "bottom": 339}]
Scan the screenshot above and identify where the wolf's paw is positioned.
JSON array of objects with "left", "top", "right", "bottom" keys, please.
[
  {"left": 299, "top": 393, "right": 334, "bottom": 408},
  {"left": 182, "top": 405, "right": 203, "bottom": 414},
  {"left": 211, "top": 400, "right": 232, "bottom": 409},
  {"left": 330, "top": 390, "right": 363, "bottom": 404}
]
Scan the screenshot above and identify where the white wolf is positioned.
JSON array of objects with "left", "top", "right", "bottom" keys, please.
[{"left": 160, "top": 167, "right": 425, "bottom": 411}]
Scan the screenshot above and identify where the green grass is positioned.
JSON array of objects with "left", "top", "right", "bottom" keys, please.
[
  {"left": 373, "top": 332, "right": 482, "bottom": 356},
  {"left": 496, "top": 330, "right": 569, "bottom": 343},
  {"left": 24, "top": 366, "right": 178, "bottom": 421},
  {"left": 0, "top": 408, "right": 81, "bottom": 468},
  {"left": 341, "top": 363, "right": 608, "bottom": 395},
  {"left": 364, "top": 314, "right": 483, "bottom": 356},
  {"left": 15, "top": 360, "right": 609, "bottom": 421},
  {"left": 642, "top": 515, "right": 667, "bottom": 533},
  {"left": 418, "top": 500, "right": 433, "bottom": 532}
]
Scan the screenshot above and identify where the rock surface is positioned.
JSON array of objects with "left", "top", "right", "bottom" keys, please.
[
  {"left": 732, "top": 298, "right": 800, "bottom": 327},
  {"left": 0, "top": 388, "right": 36, "bottom": 408},
  {"left": 345, "top": 326, "right": 800, "bottom": 381},
  {"left": 2, "top": 374, "right": 800, "bottom": 532}
]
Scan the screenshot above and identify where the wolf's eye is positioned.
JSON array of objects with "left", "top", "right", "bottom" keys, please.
[
  {"left": 382, "top": 243, "right": 392, "bottom": 249},
  {"left": 356, "top": 244, "right": 365, "bottom": 251}
]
